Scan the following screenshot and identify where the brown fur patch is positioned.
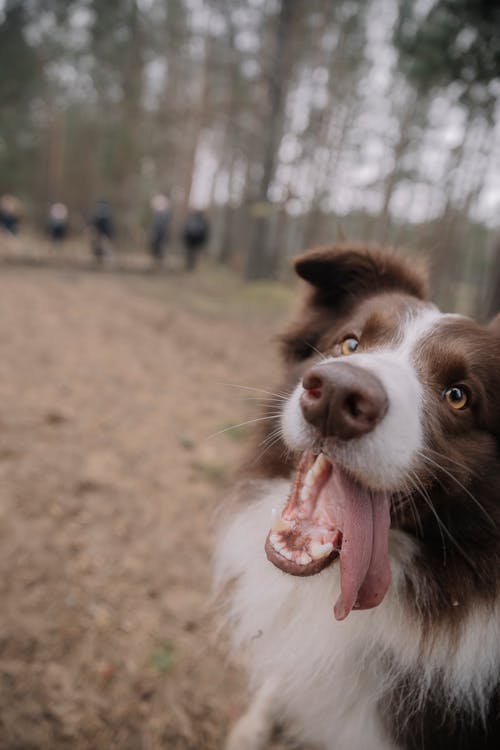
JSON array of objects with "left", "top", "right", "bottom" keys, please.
[{"left": 394, "top": 316, "right": 500, "bottom": 627}]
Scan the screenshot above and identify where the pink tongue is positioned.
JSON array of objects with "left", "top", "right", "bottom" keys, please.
[{"left": 321, "top": 467, "right": 391, "bottom": 621}]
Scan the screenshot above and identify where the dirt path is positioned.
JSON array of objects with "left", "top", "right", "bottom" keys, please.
[{"left": 0, "top": 260, "right": 291, "bottom": 749}]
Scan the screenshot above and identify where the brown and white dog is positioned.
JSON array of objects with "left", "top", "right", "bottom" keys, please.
[{"left": 215, "top": 244, "right": 500, "bottom": 750}]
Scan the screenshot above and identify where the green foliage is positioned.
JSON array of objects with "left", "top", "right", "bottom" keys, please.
[
  {"left": 0, "top": 3, "right": 42, "bottom": 195},
  {"left": 395, "top": 0, "right": 500, "bottom": 113},
  {"left": 0, "top": 3, "right": 38, "bottom": 106}
]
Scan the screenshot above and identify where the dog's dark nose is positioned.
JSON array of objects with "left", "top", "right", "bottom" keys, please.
[{"left": 300, "top": 361, "right": 388, "bottom": 440}]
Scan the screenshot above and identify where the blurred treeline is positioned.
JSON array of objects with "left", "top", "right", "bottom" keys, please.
[{"left": 0, "top": 0, "right": 499, "bottom": 313}]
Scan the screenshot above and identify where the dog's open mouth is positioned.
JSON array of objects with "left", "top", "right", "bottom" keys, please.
[{"left": 265, "top": 451, "right": 392, "bottom": 620}]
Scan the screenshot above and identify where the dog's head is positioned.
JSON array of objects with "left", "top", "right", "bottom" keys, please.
[{"left": 264, "top": 244, "right": 500, "bottom": 620}]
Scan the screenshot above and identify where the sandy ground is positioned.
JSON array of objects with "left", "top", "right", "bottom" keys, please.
[{"left": 0, "top": 244, "right": 295, "bottom": 749}]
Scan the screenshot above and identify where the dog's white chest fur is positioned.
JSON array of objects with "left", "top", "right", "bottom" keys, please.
[
  {"left": 215, "top": 479, "right": 500, "bottom": 750},
  {"left": 216, "top": 479, "right": 412, "bottom": 749}
]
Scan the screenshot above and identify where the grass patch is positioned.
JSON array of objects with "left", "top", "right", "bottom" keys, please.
[
  {"left": 150, "top": 640, "right": 175, "bottom": 673},
  {"left": 129, "top": 262, "right": 294, "bottom": 323},
  {"left": 179, "top": 434, "right": 196, "bottom": 450},
  {"left": 191, "top": 459, "right": 228, "bottom": 483},
  {"left": 239, "top": 280, "right": 294, "bottom": 310}
]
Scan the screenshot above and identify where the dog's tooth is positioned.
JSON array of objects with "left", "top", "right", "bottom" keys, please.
[
  {"left": 309, "top": 542, "right": 323, "bottom": 559},
  {"left": 269, "top": 532, "right": 280, "bottom": 545},
  {"left": 320, "top": 541, "right": 334, "bottom": 555},
  {"left": 309, "top": 542, "right": 323, "bottom": 560},
  {"left": 297, "top": 552, "right": 312, "bottom": 565},
  {"left": 310, "top": 462, "right": 321, "bottom": 479},
  {"left": 280, "top": 548, "right": 293, "bottom": 560},
  {"left": 303, "top": 476, "right": 314, "bottom": 491},
  {"left": 299, "top": 485, "right": 310, "bottom": 503},
  {"left": 271, "top": 539, "right": 286, "bottom": 552},
  {"left": 314, "top": 453, "right": 330, "bottom": 474},
  {"left": 309, "top": 541, "right": 333, "bottom": 560}
]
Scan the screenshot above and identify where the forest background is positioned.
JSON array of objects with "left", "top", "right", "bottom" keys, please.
[{"left": 1, "top": 0, "right": 500, "bottom": 312}]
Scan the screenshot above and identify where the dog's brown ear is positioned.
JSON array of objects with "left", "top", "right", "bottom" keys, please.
[{"left": 294, "top": 244, "right": 428, "bottom": 308}]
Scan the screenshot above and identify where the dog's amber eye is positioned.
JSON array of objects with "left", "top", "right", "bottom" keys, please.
[
  {"left": 340, "top": 337, "right": 359, "bottom": 356},
  {"left": 444, "top": 385, "right": 468, "bottom": 410}
]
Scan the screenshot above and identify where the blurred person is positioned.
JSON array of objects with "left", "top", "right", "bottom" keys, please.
[
  {"left": 89, "top": 199, "right": 114, "bottom": 263},
  {"left": 182, "top": 209, "right": 210, "bottom": 271},
  {"left": 47, "top": 202, "right": 68, "bottom": 244},
  {"left": 0, "top": 194, "right": 22, "bottom": 235},
  {"left": 149, "top": 193, "right": 170, "bottom": 265}
]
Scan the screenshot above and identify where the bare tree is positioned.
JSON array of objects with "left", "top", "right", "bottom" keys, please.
[{"left": 245, "top": 0, "right": 298, "bottom": 280}]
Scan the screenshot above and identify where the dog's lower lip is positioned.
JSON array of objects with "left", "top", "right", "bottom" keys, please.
[
  {"left": 265, "top": 534, "right": 339, "bottom": 577},
  {"left": 265, "top": 451, "right": 341, "bottom": 576}
]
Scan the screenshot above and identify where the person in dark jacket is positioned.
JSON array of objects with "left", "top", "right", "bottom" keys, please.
[
  {"left": 0, "top": 194, "right": 22, "bottom": 235},
  {"left": 149, "top": 194, "right": 170, "bottom": 265},
  {"left": 89, "top": 200, "right": 114, "bottom": 262},
  {"left": 47, "top": 202, "right": 68, "bottom": 244},
  {"left": 182, "top": 209, "right": 210, "bottom": 271}
]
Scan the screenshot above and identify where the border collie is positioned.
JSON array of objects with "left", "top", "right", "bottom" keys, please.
[{"left": 215, "top": 244, "right": 500, "bottom": 750}]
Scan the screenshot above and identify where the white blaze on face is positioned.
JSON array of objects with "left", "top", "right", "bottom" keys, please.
[{"left": 281, "top": 306, "right": 445, "bottom": 491}]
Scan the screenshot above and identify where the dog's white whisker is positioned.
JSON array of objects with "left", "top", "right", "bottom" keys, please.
[
  {"left": 215, "top": 382, "right": 289, "bottom": 400},
  {"left": 423, "top": 446, "right": 479, "bottom": 477},
  {"left": 206, "top": 414, "right": 281, "bottom": 440},
  {"left": 251, "top": 430, "right": 285, "bottom": 466},
  {"left": 417, "top": 451, "right": 496, "bottom": 528},
  {"left": 302, "top": 340, "right": 328, "bottom": 361},
  {"left": 395, "top": 478, "right": 424, "bottom": 538},
  {"left": 258, "top": 427, "right": 282, "bottom": 448},
  {"left": 408, "top": 470, "right": 448, "bottom": 565},
  {"left": 241, "top": 396, "right": 287, "bottom": 403}
]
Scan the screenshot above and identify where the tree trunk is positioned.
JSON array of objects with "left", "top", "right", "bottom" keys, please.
[
  {"left": 245, "top": 1, "right": 294, "bottom": 280},
  {"left": 485, "top": 239, "right": 500, "bottom": 319}
]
